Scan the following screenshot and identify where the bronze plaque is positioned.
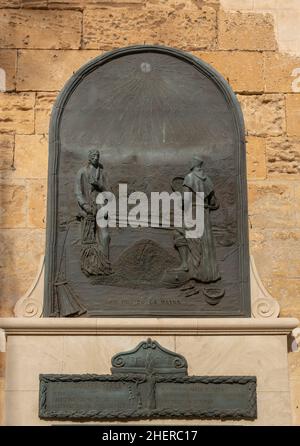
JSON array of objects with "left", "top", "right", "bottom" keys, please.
[
  {"left": 39, "top": 339, "right": 257, "bottom": 420},
  {"left": 44, "top": 46, "right": 250, "bottom": 317}
]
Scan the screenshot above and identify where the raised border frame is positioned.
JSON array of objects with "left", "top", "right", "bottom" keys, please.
[{"left": 44, "top": 45, "right": 250, "bottom": 318}]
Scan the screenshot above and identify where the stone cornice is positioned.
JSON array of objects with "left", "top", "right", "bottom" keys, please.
[{"left": 0, "top": 317, "right": 298, "bottom": 337}]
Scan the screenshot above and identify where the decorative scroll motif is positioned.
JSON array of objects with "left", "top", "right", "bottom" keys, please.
[
  {"left": 39, "top": 339, "right": 257, "bottom": 421},
  {"left": 13, "top": 256, "right": 44, "bottom": 318},
  {"left": 250, "top": 255, "right": 280, "bottom": 319}
]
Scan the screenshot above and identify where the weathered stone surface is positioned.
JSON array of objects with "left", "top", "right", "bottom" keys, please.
[
  {"left": 82, "top": 6, "right": 217, "bottom": 50},
  {"left": 289, "top": 351, "right": 300, "bottom": 379},
  {"left": 286, "top": 94, "right": 300, "bottom": 137},
  {"left": 266, "top": 137, "right": 300, "bottom": 176},
  {"left": 0, "top": 228, "right": 45, "bottom": 316},
  {"left": 218, "top": 11, "right": 277, "bottom": 51},
  {"left": 35, "top": 92, "right": 58, "bottom": 134},
  {"left": 269, "top": 278, "right": 300, "bottom": 319},
  {"left": 27, "top": 179, "right": 47, "bottom": 229},
  {"left": 0, "top": 93, "right": 35, "bottom": 134},
  {"left": 0, "top": 50, "right": 17, "bottom": 92},
  {"left": 0, "top": 181, "right": 27, "bottom": 228},
  {"left": 49, "top": 0, "right": 145, "bottom": 7},
  {"left": 248, "top": 182, "right": 296, "bottom": 229},
  {"left": 238, "top": 94, "right": 285, "bottom": 137},
  {"left": 290, "top": 378, "right": 300, "bottom": 425},
  {"left": 147, "top": 0, "right": 220, "bottom": 9},
  {"left": 0, "top": 9, "right": 82, "bottom": 49},
  {"left": 0, "top": 134, "right": 14, "bottom": 171},
  {"left": 21, "top": 0, "right": 48, "bottom": 7},
  {"left": 294, "top": 183, "right": 300, "bottom": 228},
  {"left": 195, "top": 51, "right": 264, "bottom": 93},
  {"left": 0, "top": 0, "right": 20, "bottom": 6},
  {"left": 246, "top": 136, "right": 266, "bottom": 179},
  {"left": 250, "top": 229, "right": 300, "bottom": 320},
  {"left": 17, "top": 50, "right": 100, "bottom": 91},
  {"left": 14, "top": 134, "right": 48, "bottom": 178},
  {"left": 0, "top": 376, "right": 4, "bottom": 427},
  {"left": 252, "top": 0, "right": 298, "bottom": 9},
  {"left": 264, "top": 52, "right": 300, "bottom": 93},
  {"left": 1, "top": 0, "right": 48, "bottom": 4}
]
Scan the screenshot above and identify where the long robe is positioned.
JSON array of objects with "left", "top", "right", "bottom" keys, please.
[{"left": 176, "top": 169, "right": 220, "bottom": 283}]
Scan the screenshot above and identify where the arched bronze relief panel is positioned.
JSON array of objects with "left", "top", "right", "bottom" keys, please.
[{"left": 44, "top": 45, "right": 250, "bottom": 317}]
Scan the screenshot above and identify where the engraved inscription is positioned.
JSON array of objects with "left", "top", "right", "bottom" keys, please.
[{"left": 39, "top": 339, "right": 257, "bottom": 421}]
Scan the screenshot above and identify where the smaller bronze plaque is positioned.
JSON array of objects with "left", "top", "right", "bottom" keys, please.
[{"left": 39, "top": 339, "right": 257, "bottom": 420}]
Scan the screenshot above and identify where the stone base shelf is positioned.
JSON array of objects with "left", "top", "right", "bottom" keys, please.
[{"left": 0, "top": 317, "right": 298, "bottom": 339}]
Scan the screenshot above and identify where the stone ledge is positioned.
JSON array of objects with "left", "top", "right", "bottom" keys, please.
[{"left": 0, "top": 317, "right": 298, "bottom": 337}]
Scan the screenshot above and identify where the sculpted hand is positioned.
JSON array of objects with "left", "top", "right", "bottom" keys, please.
[{"left": 83, "top": 204, "right": 93, "bottom": 215}]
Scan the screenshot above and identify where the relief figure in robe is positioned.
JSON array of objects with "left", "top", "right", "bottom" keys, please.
[
  {"left": 75, "top": 149, "right": 111, "bottom": 276},
  {"left": 173, "top": 156, "right": 220, "bottom": 283}
]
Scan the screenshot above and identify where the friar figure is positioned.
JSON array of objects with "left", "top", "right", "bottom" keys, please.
[
  {"left": 75, "top": 149, "right": 111, "bottom": 276},
  {"left": 174, "top": 156, "right": 220, "bottom": 283}
]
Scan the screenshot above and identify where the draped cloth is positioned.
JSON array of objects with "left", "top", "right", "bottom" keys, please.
[
  {"left": 75, "top": 164, "right": 111, "bottom": 276},
  {"left": 175, "top": 169, "right": 220, "bottom": 283}
]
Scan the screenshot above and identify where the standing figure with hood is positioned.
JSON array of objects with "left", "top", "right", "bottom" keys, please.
[{"left": 173, "top": 156, "right": 220, "bottom": 283}]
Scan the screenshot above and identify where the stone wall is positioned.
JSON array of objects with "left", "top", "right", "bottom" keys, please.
[{"left": 0, "top": 0, "right": 300, "bottom": 424}]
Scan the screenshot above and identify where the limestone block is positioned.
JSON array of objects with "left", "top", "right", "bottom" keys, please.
[
  {"left": 175, "top": 335, "right": 289, "bottom": 391},
  {"left": 238, "top": 94, "right": 285, "bottom": 137},
  {"left": 0, "top": 9, "right": 82, "bottom": 49},
  {"left": 0, "top": 0, "right": 47, "bottom": 6},
  {"left": 277, "top": 10, "right": 300, "bottom": 52},
  {"left": 289, "top": 351, "right": 300, "bottom": 379},
  {"left": 21, "top": 0, "right": 48, "bottom": 7},
  {"left": 48, "top": 0, "right": 145, "bottom": 7},
  {"left": 218, "top": 11, "right": 277, "bottom": 51},
  {"left": 4, "top": 390, "right": 47, "bottom": 426},
  {"left": 195, "top": 51, "right": 264, "bottom": 93},
  {"left": 266, "top": 136, "right": 300, "bottom": 176},
  {"left": 35, "top": 92, "right": 58, "bottom": 134},
  {"left": 0, "top": 181, "right": 26, "bottom": 229},
  {"left": 0, "top": 134, "right": 14, "bottom": 171},
  {"left": 61, "top": 336, "right": 175, "bottom": 375},
  {"left": 290, "top": 377, "right": 300, "bottom": 425},
  {"left": 14, "top": 134, "right": 48, "bottom": 179},
  {"left": 0, "top": 93, "right": 35, "bottom": 134},
  {"left": 286, "top": 94, "right": 300, "bottom": 137},
  {"left": 264, "top": 53, "right": 300, "bottom": 93},
  {"left": 0, "top": 50, "right": 17, "bottom": 92},
  {"left": 269, "top": 278, "right": 300, "bottom": 319},
  {"left": 250, "top": 230, "right": 300, "bottom": 320},
  {"left": 0, "top": 229, "right": 45, "bottom": 316},
  {"left": 248, "top": 182, "right": 296, "bottom": 229},
  {"left": 17, "top": 50, "right": 100, "bottom": 91},
  {"left": 246, "top": 136, "right": 266, "bottom": 179},
  {"left": 27, "top": 179, "right": 47, "bottom": 229},
  {"left": 5, "top": 335, "right": 64, "bottom": 391},
  {"left": 295, "top": 184, "right": 300, "bottom": 226},
  {"left": 251, "top": 230, "right": 300, "bottom": 279},
  {"left": 146, "top": 0, "right": 220, "bottom": 9},
  {"left": 221, "top": 0, "right": 254, "bottom": 8},
  {"left": 0, "top": 376, "right": 4, "bottom": 426},
  {"left": 0, "top": 0, "right": 19, "bottom": 6},
  {"left": 82, "top": 6, "right": 217, "bottom": 50}
]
